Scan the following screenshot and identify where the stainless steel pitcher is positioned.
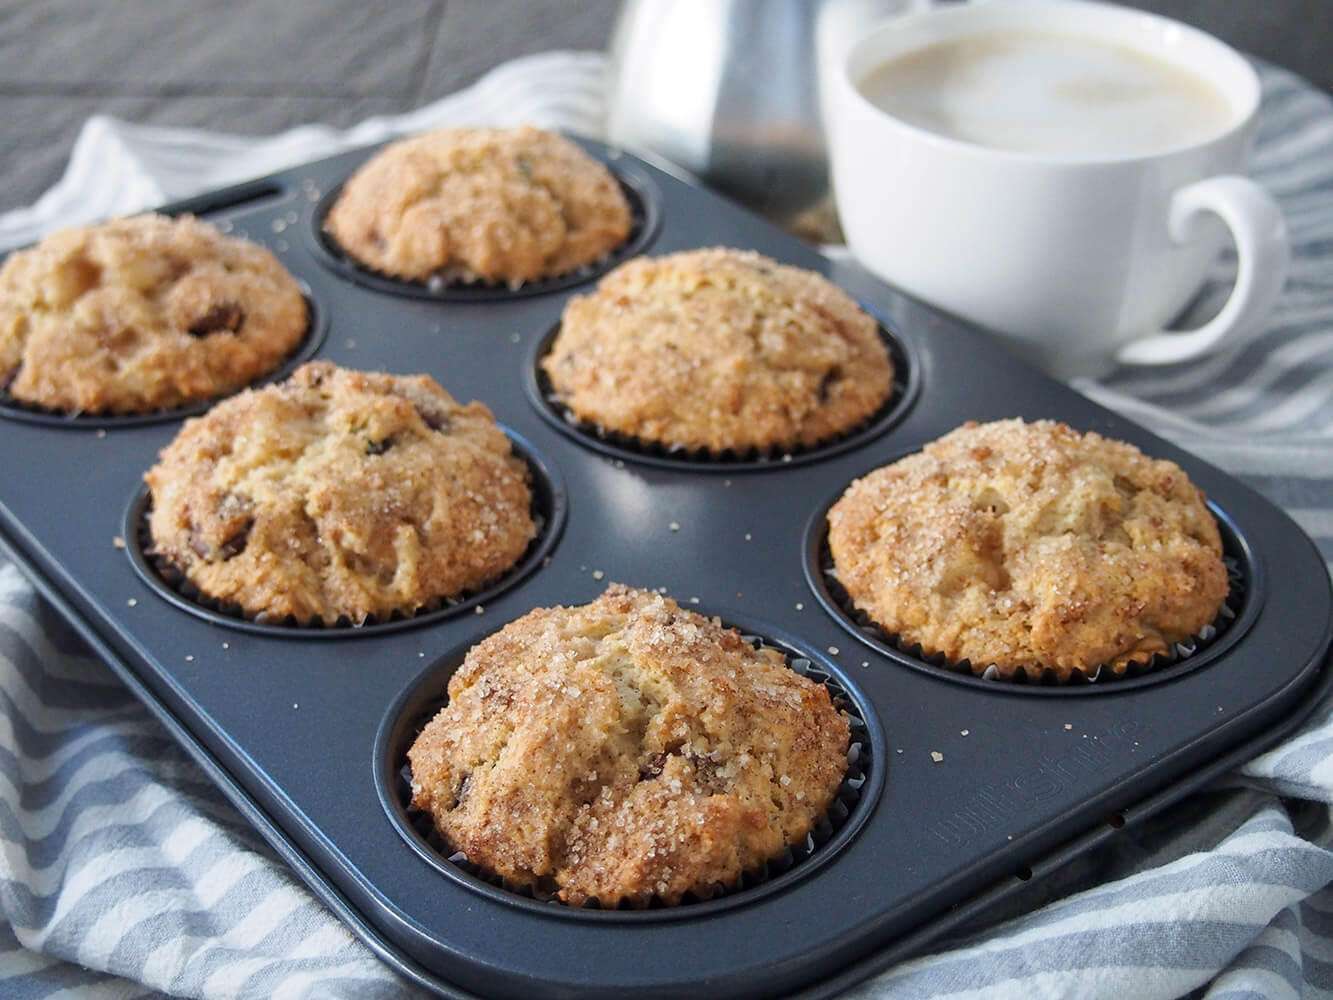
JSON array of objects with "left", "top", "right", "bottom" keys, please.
[{"left": 605, "top": 0, "right": 913, "bottom": 230}]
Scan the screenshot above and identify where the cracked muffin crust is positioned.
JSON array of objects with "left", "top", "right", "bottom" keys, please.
[
  {"left": 407, "top": 584, "right": 850, "bottom": 906},
  {"left": 323, "top": 126, "right": 632, "bottom": 285},
  {"left": 0, "top": 213, "right": 307, "bottom": 414},
  {"left": 827, "top": 419, "right": 1229, "bottom": 681},
  {"left": 144, "top": 361, "right": 536, "bottom": 625},
  {"left": 541, "top": 247, "right": 894, "bottom": 454}
]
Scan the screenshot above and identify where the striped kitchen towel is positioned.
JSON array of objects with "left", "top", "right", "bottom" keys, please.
[{"left": 1, "top": 49, "right": 1331, "bottom": 1000}]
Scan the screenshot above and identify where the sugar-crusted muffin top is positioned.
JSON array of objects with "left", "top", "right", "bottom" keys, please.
[
  {"left": 0, "top": 213, "right": 307, "bottom": 415},
  {"left": 324, "top": 126, "right": 631, "bottom": 285},
  {"left": 145, "top": 361, "right": 536, "bottom": 626},
  {"left": 407, "top": 584, "right": 850, "bottom": 906},
  {"left": 541, "top": 247, "right": 894, "bottom": 454},
  {"left": 827, "top": 418, "right": 1229, "bottom": 680}
]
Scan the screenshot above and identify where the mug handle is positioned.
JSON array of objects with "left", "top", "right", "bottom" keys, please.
[{"left": 1115, "top": 175, "right": 1290, "bottom": 366}]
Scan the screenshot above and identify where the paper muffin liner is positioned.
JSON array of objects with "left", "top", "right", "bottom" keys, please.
[
  {"left": 310, "top": 167, "right": 657, "bottom": 302},
  {"left": 817, "top": 533, "right": 1247, "bottom": 688},
  {"left": 126, "top": 437, "right": 564, "bottom": 637},
  {"left": 393, "top": 635, "right": 873, "bottom": 911},
  {"left": 530, "top": 324, "right": 916, "bottom": 471},
  {"left": 0, "top": 293, "right": 326, "bottom": 429}
]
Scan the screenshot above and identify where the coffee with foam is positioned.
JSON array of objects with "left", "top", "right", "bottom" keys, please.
[{"left": 857, "top": 31, "right": 1235, "bottom": 159}]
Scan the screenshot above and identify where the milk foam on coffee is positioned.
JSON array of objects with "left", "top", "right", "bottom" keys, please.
[{"left": 857, "top": 31, "right": 1235, "bottom": 158}]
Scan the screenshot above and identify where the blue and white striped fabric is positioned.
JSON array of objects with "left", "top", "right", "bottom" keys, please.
[{"left": 2, "top": 50, "right": 1332, "bottom": 1000}]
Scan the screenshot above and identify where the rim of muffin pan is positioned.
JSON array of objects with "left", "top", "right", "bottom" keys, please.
[
  {"left": 123, "top": 429, "right": 567, "bottom": 637},
  {"left": 373, "top": 612, "right": 883, "bottom": 921},
  {"left": 306, "top": 159, "right": 661, "bottom": 301},
  {"left": 0, "top": 290, "right": 328, "bottom": 429},
  {"left": 803, "top": 493, "right": 1260, "bottom": 694},
  {"left": 525, "top": 317, "right": 920, "bottom": 472}
]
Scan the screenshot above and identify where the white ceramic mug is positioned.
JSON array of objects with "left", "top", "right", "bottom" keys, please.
[{"left": 825, "top": 0, "right": 1290, "bottom": 378}]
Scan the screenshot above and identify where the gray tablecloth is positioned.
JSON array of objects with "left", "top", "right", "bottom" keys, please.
[{"left": 2, "top": 51, "right": 1331, "bottom": 1000}]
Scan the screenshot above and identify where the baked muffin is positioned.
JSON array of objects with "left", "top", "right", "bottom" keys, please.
[
  {"left": 0, "top": 213, "right": 307, "bottom": 415},
  {"left": 541, "top": 247, "right": 894, "bottom": 454},
  {"left": 144, "top": 361, "right": 536, "bottom": 625},
  {"left": 827, "top": 419, "right": 1228, "bottom": 681},
  {"left": 323, "top": 126, "right": 631, "bottom": 285},
  {"left": 407, "top": 584, "right": 850, "bottom": 906}
]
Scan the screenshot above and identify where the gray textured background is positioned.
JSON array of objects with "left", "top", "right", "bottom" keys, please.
[{"left": 2, "top": 0, "right": 1329, "bottom": 214}]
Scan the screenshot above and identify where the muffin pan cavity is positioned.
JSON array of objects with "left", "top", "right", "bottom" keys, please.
[
  {"left": 123, "top": 430, "right": 566, "bottom": 636},
  {"left": 374, "top": 616, "right": 880, "bottom": 919}
]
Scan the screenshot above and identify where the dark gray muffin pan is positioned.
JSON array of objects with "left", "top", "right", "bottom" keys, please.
[{"left": 0, "top": 141, "right": 1329, "bottom": 1000}]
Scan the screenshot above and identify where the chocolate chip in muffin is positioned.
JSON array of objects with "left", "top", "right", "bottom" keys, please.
[{"left": 187, "top": 300, "right": 245, "bottom": 337}]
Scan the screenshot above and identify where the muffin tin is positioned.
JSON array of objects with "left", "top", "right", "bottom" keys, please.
[{"left": 0, "top": 139, "right": 1329, "bottom": 999}]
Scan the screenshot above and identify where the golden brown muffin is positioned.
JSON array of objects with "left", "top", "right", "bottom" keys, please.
[
  {"left": 144, "top": 361, "right": 536, "bottom": 625},
  {"left": 407, "top": 584, "right": 850, "bottom": 906},
  {"left": 827, "top": 419, "right": 1228, "bottom": 681},
  {"left": 0, "top": 213, "right": 307, "bottom": 414},
  {"left": 541, "top": 247, "right": 893, "bottom": 454},
  {"left": 323, "top": 126, "right": 631, "bottom": 285}
]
